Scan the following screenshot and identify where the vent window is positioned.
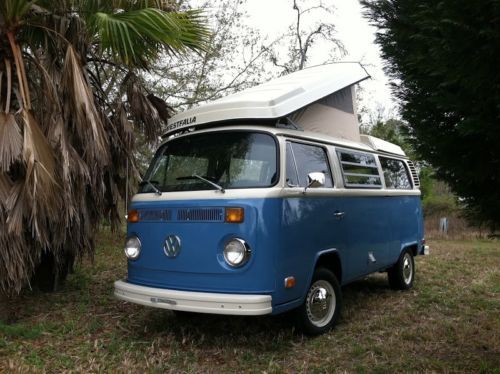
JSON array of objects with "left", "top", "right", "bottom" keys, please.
[{"left": 338, "top": 150, "right": 382, "bottom": 188}]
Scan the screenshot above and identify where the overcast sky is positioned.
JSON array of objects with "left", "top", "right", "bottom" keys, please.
[{"left": 242, "top": 0, "right": 397, "bottom": 121}]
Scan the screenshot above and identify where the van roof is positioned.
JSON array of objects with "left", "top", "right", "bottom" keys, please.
[{"left": 165, "top": 62, "right": 369, "bottom": 136}]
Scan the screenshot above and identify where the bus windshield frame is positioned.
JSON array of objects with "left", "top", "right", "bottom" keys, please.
[{"left": 139, "top": 131, "right": 279, "bottom": 193}]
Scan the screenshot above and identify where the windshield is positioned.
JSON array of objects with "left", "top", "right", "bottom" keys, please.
[{"left": 139, "top": 131, "right": 278, "bottom": 193}]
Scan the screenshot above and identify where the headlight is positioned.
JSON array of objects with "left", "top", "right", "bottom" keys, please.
[
  {"left": 223, "top": 238, "right": 251, "bottom": 267},
  {"left": 124, "top": 236, "right": 141, "bottom": 260}
]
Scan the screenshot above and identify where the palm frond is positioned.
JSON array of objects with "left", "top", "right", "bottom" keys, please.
[
  {"left": 51, "top": 116, "right": 91, "bottom": 187},
  {"left": 22, "top": 110, "right": 61, "bottom": 241},
  {"left": 0, "top": 112, "right": 22, "bottom": 171},
  {"left": 62, "top": 46, "right": 110, "bottom": 166},
  {"left": 89, "top": 8, "right": 209, "bottom": 67},
  {"left": 80, "top": 0, "right": 185, "bottom": 23},
  {"left": 147, "top": 93, "right": 173, "bottom": 123},
  {"left": 113, "top": 0, "right": 178, "bottom": 12},
  {"left": 22, "top": 111, "right": 57, "bottom": 184},
  {"left": 0, "top": 221, "right": 31, "bottom": 294},
  {"left": 124, "top": 73, "right": 162, "bottom": 142},
  {"left": 1, "top": 0, "right": 32, "bottom": 28},
  {"left": 0, "top": 172, "right": 13, "bottom": 208},
  {"left": 4, "top": 180, "right": 28, "bottom": 237}
]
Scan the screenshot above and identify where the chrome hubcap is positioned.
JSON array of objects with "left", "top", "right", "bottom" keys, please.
[
  {"left": 402, "top": 254, "right": 413, "bottom": 284},
  {"left": 306, "top": 280, "right": 336, "bottom": 327}
]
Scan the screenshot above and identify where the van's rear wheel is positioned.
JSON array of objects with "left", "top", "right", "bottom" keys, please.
[
  {"left": 388, "top": 249, "right": 415, "bottom": 290},
  {"left": 294, "top": 268, "right": 342, "bottom": 335}
]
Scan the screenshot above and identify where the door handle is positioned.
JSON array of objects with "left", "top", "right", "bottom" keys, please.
[{"left": 333, "top": 211, "right": 345, "bottom": 219}]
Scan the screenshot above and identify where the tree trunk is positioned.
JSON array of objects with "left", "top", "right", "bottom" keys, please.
[
  {"left": 0, "top": 292, "right": 16, "bottom": 324},
  {"left": 31, "top": 251, "right": 75, "bottom": 292}
]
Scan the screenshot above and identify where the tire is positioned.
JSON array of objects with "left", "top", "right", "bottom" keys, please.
[
  {"left": 294, "top": 267, "right": 342, "bottom": 336},
  {"left": 388, "top": 249, "right": 415, "bottom": 290}
]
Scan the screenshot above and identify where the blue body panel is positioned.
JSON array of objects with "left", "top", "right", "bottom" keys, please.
[
  {"left": 127, "top": 199, "right": 280, "bottom": 294},
  {"left": 126, "top": 194, "right": 423, "bottom": 314}
]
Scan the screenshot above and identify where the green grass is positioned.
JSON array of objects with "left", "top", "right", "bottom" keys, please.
[{"left": 1, "top": 231, "right": 499, "bottom": 372}]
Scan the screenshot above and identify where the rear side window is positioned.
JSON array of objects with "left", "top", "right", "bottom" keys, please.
[
  {"left": 286, "top": 142, "right": 333, "bottom": 187},
  {"left": 379, "top": 157, "right": 412, "bottom": 189},
  {"left": 338, "top": 150, "right": 382, "bottom": 188}
]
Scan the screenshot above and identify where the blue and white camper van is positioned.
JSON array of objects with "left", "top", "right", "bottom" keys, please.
[{"left": 114, "top": 63, "right": 429, "bottom": 335}]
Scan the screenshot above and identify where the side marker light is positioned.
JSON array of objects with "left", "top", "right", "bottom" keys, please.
[{"left": 284, "top": 276, "right": 296, "bottom": 288}]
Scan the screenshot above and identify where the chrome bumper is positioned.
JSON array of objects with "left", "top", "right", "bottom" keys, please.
[{"left": 114, "top": 280, "right": 272, "bottom": 315}]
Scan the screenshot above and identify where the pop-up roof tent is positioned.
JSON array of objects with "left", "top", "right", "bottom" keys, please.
[{"left": 165, "top": 62, "right": 370, "bottom": 143}]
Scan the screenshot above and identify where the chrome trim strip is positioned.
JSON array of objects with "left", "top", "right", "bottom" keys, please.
[{"left": 114, "top": 280, "right": 272, "bottom": 316}]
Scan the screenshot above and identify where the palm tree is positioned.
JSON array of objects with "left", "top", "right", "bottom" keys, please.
[{"left": 0, "top": 0, "right": 209, "bottom": 294}]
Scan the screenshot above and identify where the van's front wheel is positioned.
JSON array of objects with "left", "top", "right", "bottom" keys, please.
[{"left": 294, "top": 268, "right": 342, "bottom": 335}]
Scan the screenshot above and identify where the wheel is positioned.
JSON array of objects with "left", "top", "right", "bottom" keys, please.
[
  {"left": 388, "top": 249, "right": 415, "bottom": 290},
  {"left": 294, "top": 268, "right": 342, "bottom": 336}
]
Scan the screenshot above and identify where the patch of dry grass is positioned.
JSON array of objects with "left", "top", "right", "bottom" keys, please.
[
  {"left": 1, "top": 231, "right": 499, "bottom": 372},
  {"left": 424, "top": 213, "right": 495, "bottom": 240}
]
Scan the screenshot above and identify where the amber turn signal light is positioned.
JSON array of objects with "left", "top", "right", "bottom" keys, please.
[
  {"left": 225, "top": 207, "right": 244, "bottom": 223},
  {"left": 284, "top": 276, "right": 296, "bottom": 288},
  {"left": 127, "top": 209, "right": 140, "bottom": 223}
]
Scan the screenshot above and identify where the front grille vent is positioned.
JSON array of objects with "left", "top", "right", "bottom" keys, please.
[
  {"left": 407, "top": 161, "right": 420, "bottom": 188},
  {"left": 139, "top": 209, "right": 172, "bottom": 221},
  {"left": 177, "top": 208, "right": 224, "bottom": 222}
]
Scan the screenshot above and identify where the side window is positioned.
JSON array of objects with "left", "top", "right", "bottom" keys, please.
[
  {"left": 338, "top": 150, "right": 382, "bottom": 188},
  {"left": 287, "top": 142, "right": 333, "bottom": 187},
  {"left": 379, "top": 157, "right": 412, "bottom": 189}
]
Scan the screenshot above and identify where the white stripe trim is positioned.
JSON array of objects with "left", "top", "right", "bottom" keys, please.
[
  {"left": 131, "top": 187, "right": 420, "bottom": 202},
  {"left": 132, "top": 189, "right": 284, "bottom": 201}
]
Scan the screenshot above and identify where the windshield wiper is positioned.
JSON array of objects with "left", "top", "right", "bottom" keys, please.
[
  {"left": 177, "top": 174, "right": 225, "bottom": 193},
  {"left": 139, "top": 179, "right": 162, "bottom": 196}
]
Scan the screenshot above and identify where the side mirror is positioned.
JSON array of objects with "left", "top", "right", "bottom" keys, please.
[{"left": 304, "top": 172, "right": 325, "bottom": 192}]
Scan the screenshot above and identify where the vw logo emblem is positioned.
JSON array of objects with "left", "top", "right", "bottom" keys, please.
[{"left": 163, "top": 235, "right": 181, "bottom": 258}]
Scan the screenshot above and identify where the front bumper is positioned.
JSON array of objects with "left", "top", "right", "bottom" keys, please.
[{"left": 114, "top": 280, "right": 272, "bottom": 315}]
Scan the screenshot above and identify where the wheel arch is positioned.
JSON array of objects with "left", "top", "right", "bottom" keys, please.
[
  {"left": 311, "top": 249, "right": 343, "bottom": 285},
  {"left": 401, "top": 242, "right": 419, "bottom": 257}
]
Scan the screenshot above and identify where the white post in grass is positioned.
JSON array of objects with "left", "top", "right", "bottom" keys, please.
[{"left": 439, "top": 217, "right": 449, "bottom": 235}]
